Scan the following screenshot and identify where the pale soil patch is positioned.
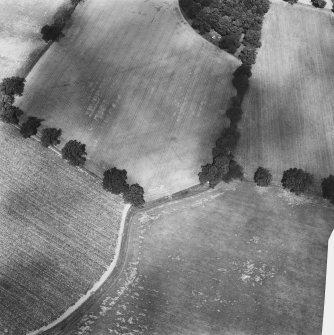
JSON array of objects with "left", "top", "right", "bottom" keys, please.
[
  {"left": 52, "top": 182, "right": 334, "bottom": 335},
  {"left": 0, "top": 0, "right": 68, "bottom": 78},
  {"left": 236, "top": 3, "right": 334, "bottom": 187},
  {"left": 0, "top": 123, "right": 124, "bottom": 335},
  {"left": 17, "top": 0, "right": 239, "bottom": 200}
]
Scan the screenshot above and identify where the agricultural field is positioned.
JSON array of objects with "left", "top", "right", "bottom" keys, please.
[
  {"left": 46, "top": 182, "right": 334, "bottom": 335},
  {"left": 236, "top": 2, "right": 334, "bottom": 186},
  {"left": 17, "top": 0, "right": 240, "bottom": 200},
  {"left": 0, "top": 0, "right": 68, "bottom": 78},
  {"left": 0, "top": 123, "right": 124, "bottom": 335}
]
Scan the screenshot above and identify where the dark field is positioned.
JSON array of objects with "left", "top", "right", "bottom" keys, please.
[{"left": 49, "top": 182, "right": 334, "bottom": 335}]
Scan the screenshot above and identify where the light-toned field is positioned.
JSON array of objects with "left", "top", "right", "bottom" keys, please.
[
  {"left": 0, "top": 123, "right": 124, "bottom": 335},
  {"left": 236, "top": 2, "right": 334, "bottom": 185},
  {"left": 0, "top": 0, "right": 68, "bottom": 78},
  {"left": 17, "top": 0, "right": 239, "bottom": 200},
  {"left": 46, "top": 182, "right": 334, "bottom": 335}
]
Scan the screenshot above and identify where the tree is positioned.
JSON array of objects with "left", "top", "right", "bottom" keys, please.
[
  {"left": 41, "top": 24, "right": 64, "bottom": 42},
  {"left": 1, "top": 94, "right": 15, "bottom": 107},
  {"left": 214, "top": 126, "right": 240, "bottom": 154},
  {"left": 198, "top": 163, "right": 221, "bottom": 188},
  {"left": 123, "top": 184, "right": 145, "bottom": 207},
  {"left": 20, "top": 117, "right": 43, "bottom": 138},
  {"left": 222, "top": 159, "right": 243, "bottom": 182},
  {"left": 311, "top": 0, "right": 327, "bottom": 7},
  {"left": 281, "top": 168, "right": 313, "bottom": 195},
  {"left": 321, "top": 175, "right": 334, "bottom": 204},
  {"left": 232, "top": 74, "right": 249, "bottom": 97},
  {"left": 229, "top": 95, "right": 242, "bottom": 107},
  {"left": 254, "top": 167, "right": 272, "bottom": 186},
  {"left": 41, "top": 128, "right": 62, "bottom": 147},
  {"left": 61, "top": 140, "right": 87, "bottom": 166},
  {"left": 219, "top": 34, "right": 241, "bottom": 54},
  {"left": 103, "top": 167, "right": 129, "bottom": 195},
  {"left": 233, "top": 64, "right": 252, "bottom": 78},
  {"left": 239, "top": 47, "right": 257, "bottom": 65},
  {"left": 0, "top": 77, "right": 25, "bottom": 96},
  {"left": 244, "top": 29, "right": 262, "bottom": 48},
  {"left": 0, "top": 105, "right": 23, "bottom": 124},
  {"left": 225, "top": 106, "right": 243, "bottom": 125}
]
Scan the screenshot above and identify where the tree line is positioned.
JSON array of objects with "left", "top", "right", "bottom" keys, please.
[
  {"left": 0, "top": 76, "right": 145, "bottom": 207},
  {"left": 197, "top": 64, "right": 251, "bottom": 188}
]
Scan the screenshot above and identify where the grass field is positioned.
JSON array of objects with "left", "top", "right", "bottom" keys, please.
[
  {"left": 50, "top": 182, "right": 334, "bottom": 335},
  {"left": 236, "top": 2, "right": 334, "bottom": 186},
  {"left": 0, "top": 0, "right": 68, "bottom": 78},
  {"left": 17, "top": 0, "right": 239, "bottom": 200},
  {"left": 0, "top": 123, "right": 124, "bottom": 335}
]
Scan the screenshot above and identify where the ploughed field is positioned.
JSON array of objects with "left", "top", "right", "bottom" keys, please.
[
  {"left": 53, "top": 182, "right": 334, "bottom": 335},
  {"left": 236, "top": 2, "right": 334, "bottom": 186},
  {"left": 17, "top": 0, "right": 239, "bottom": 200},
  {"left": 0, "top": 0, "right": 67, "bottom": 78},
  {"left": 0, "top": 123, "right": 124, "bottom": 335}
]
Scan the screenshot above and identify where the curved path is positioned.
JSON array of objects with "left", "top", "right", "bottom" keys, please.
[
  {"left": 38, "top": 183, "right": 210, "bottom": 335},
  {"left": 27, "top": 204, "right": 131, "bottom": 335}
]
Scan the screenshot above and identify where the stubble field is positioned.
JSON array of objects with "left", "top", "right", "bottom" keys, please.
[
  {"left": 236, "top": 2, "right": 334, "bottom": 186},
  {"left": 0, "top": 123, "right": 124, "bottom": 335},
  {"left": 17, "top": 0, "right": 239, "bottom": 200},
  {"left": 50, "top": 182, "right": 334, "bottom": 335},
  {"left": 0, "top": 0, "right": 67, "bottom": 78}
]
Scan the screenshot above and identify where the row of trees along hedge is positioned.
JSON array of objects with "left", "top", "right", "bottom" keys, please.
[
  {"left": 197, "top": 64, "right": 252, "bottom": 187},
  {"left": 0, "top": 78, "right": 145, "bottom": 207},
  {"left": 1, "top": 77, "right": 25, "bottom": 125},
  {"left": 179, "top": 0, "right": 270, "bottom": 61},
  {"left": 253, "top": 167, "right": 313, "bottom": 194},
  {"left": 41, "top": 0, "right": 85, "bottom": 42},
  {"left": 1, "top": 77, "right": 62, "bottom": 144},
  {"left": 253, "top": 166, "right": 334, "bottom": 206}
]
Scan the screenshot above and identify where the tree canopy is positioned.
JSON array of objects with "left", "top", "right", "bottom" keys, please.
[
  {"left": 0, "top": 105, "right": 23, "bottom": 124},
  {"left": 321, "top": 175, "right": 334, "bottom": 204},
  {"left": 41, "top": 24, "right": 64, "bottom": 42},
  {"left": 0, "top": 77, "right": 26, "bottom": 97},
  {"left": 20, "top": 117, "right": 43, "bottom": 138},
  {"left": 61, "top": 140, "right": 87, "bottom": 166},
  {"left": 41, "top": 128, "right": 62, "bottom": 147},
  {"left": 281, "top": 168, "right": 313, "bottom": 195},
  {"left": 311, "top": 0, "right": 327, "bottom": 7},
  {"left": 103, "top": 167, "right": 129, "bottom": 195},
  {"left": 123, "top": 184, "right": 145, "bottom": 207},
  {"left": 254, "top": 167, "right": 272, "bottom": 186}
]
